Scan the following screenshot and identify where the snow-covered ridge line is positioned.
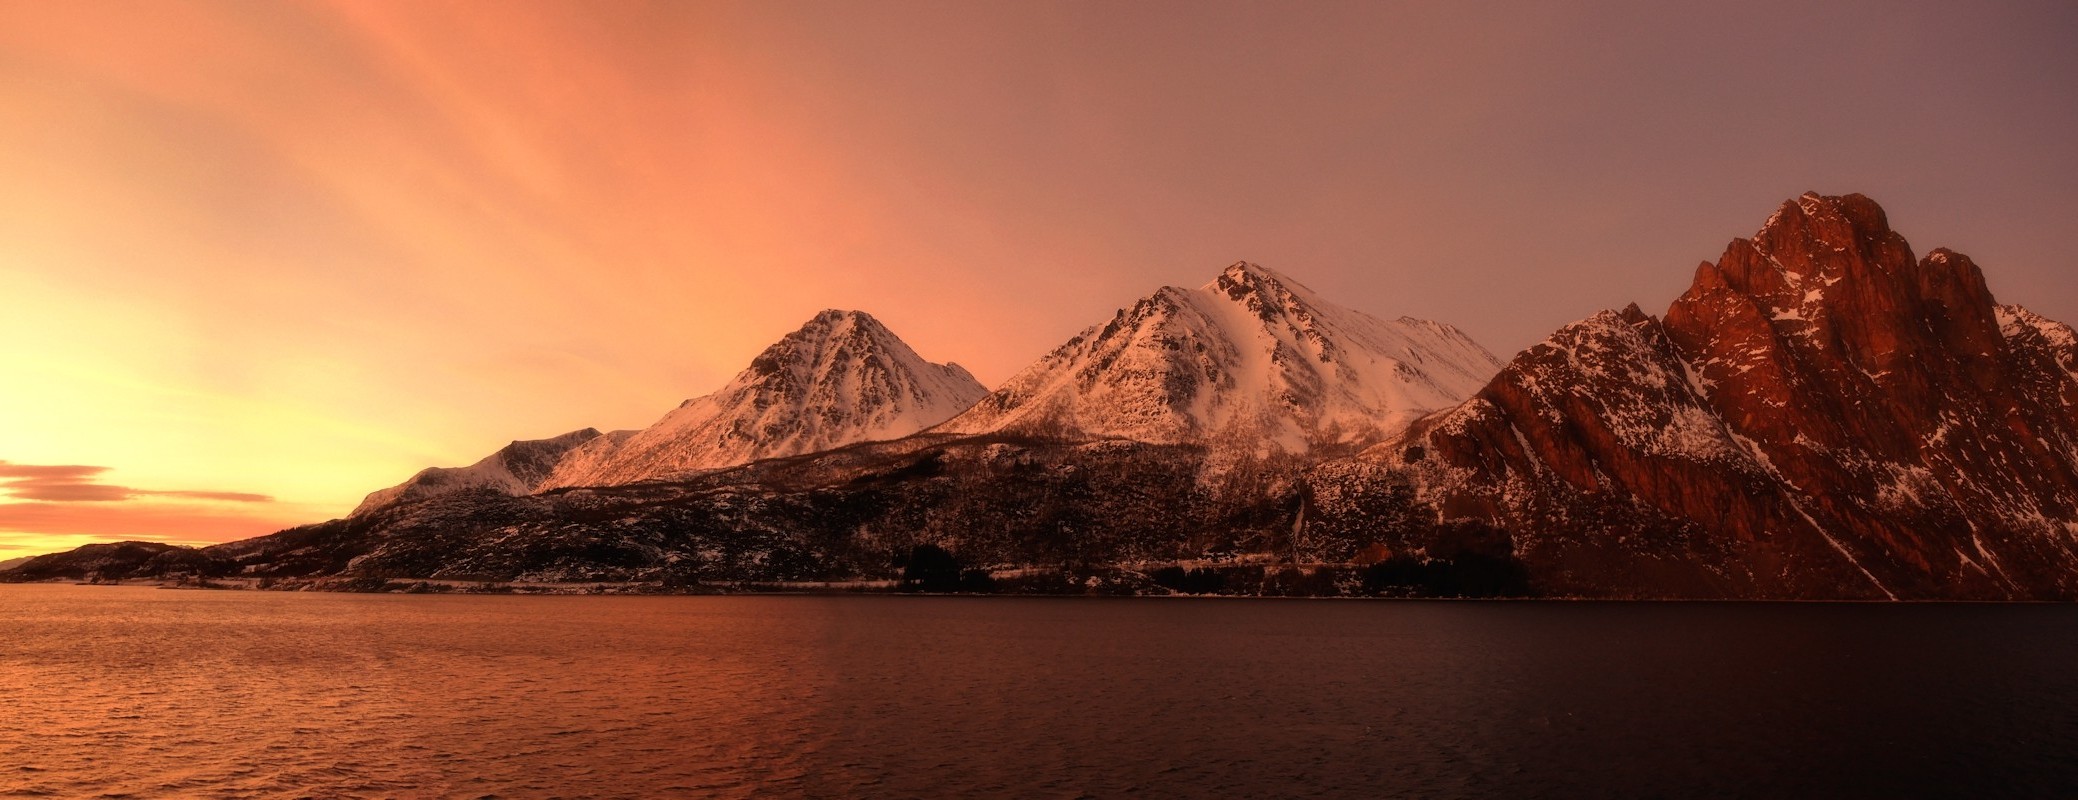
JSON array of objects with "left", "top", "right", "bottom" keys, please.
[
  {"left": 934, "top": 261, "right": 1503, "bottom": 455},
  {"left": 354, "top": 310, "right": 987, "bottom": 511},
  {"left": 356, "top": 263, "right": 1500, "bottom": 510},
  {"left": 351, "top": 428, "right": 605, "bottom": 517}
]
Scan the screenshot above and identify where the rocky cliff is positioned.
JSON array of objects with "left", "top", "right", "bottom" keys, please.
[{"left": 1379, "top": 193, "right": 2078, "bottom": 598}]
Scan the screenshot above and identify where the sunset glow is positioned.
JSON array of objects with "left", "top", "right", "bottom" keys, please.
[{"left": 3, "top": 0, "right": 2075, "bottom": 559}]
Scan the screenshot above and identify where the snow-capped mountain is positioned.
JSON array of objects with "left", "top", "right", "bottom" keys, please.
[
  {"left": 351, "top": 428, "right": 605, "bottom": 517},
  {"left": 1379, "top": 193, "right": 2078, "bottom": 599},
  {"left": 541, "top": 310, "right": 988, "bottom": 488},
  {"left": 936, "top": 262, "right": 1502, "bottom": 453},
  {"left": 16, "top": 194, "right": 2078, "bottom": 601}
]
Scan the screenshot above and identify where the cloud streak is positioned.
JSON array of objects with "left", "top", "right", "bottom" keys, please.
[
  {"left": 0, "top": 500, "right": 300, "bottom": 537},
  {"left": 0, "top": 460, "right": 273, "bottom": 504}
]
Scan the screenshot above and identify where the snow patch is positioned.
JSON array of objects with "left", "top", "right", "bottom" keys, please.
[{"left": 1784, "top": 499, "right": 1898, "bottom": 601}]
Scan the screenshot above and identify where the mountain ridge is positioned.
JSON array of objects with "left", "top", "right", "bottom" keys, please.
[
  {"left": 935, "top": 261, "right": 1502, "bottom": 455},
  {"left": 9, "top": 198, "right": 2078, "bottom": 600},
  {"left": 351, "top": 428, "right": 605, "bottom": 517}
]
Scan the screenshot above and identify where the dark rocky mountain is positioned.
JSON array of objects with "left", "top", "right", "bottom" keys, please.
[
  {"left": 1374, "top": 193, "right": 2078, "bottom": 599},
  {"left": 6, "top": 434, "right": 1520, "bottom": 597},
  {"left": 0, "top": 438, "right": 1220, "bottom": 584},
  {"left": 2, "top": 541, "right": 218, "bottom": 583}
]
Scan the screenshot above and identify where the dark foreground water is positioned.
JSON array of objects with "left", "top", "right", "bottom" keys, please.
[{"left": 1, "top": 586, "right": 2074, "bottom": 799}]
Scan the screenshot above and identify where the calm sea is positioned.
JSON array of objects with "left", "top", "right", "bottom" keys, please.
[{"left": 1, "top": 585, "right": 2073, "bottom": 799}]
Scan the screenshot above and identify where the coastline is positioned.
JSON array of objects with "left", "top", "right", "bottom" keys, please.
[{"left": 7, "top": 577, "right": 2064, "bottom": 603}]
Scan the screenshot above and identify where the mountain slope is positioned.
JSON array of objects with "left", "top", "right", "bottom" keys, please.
[
  {"left": 1378, "top": 192, "right": 2078, "bottom": 599},
  {"left": 542, "top": 310, "right": 987, "bottom": 488},
  {"left": 936, "top": 262, "right": 1501, "bottom": 454},
  {"left": 351, "top": 428, "right": 606, "bottom": 517}
]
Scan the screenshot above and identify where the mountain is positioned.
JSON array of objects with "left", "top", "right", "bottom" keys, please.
[
  {"left": 351, "top": 428, "right": 606, "bottom": 517},
  {"left": 10, "top": 197, "right": 2077, "bottom": 600},
  {"left": 1372, "top": 193, "right": 2078, "bottom": 599},
  {"left": 1, "top": 541, "right": 217, "bottom": 583},
  {"left": 540, "top": 310, "right": 988, "bottom": 488},
  {"left": 351, "top": 309, "right": 979, "bottom": 510},
  {"left": 936, "top": 262, "right": 1502, "bottom": 454}
]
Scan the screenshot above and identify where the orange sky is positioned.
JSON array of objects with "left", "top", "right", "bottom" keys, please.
[{"left": 4, "top": 1, "right": 2076, "bottom": 560}]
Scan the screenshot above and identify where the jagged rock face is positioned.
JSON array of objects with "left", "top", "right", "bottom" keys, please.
[
  {"left": 351, "top": 428, "right": 606, "bottom": 517},
  {"left": 938, "top": 262, "right": 1502, "bottom": 454},
  {"left": 1389, "top": 193, "right": 2078, "bottom": 599},
  {"left": 541, "top": 310, "right": 988, "bottom": 488}
]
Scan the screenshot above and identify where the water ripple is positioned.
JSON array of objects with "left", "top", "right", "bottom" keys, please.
[{"left": 2, "top": 586, "right": 2075, "bottom": 798}]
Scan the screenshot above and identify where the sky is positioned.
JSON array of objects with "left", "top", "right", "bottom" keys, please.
[{"left": 3, "top": 0, "right": 2076, "bottom": 560}]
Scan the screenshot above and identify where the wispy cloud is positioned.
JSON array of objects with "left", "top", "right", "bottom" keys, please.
[
  {"left": 0, "top": 500, "right": 328, "bottom": 563},
  {"left": 148, "top": 490, "right": 275, "bottom": 502},
  {"left": 0, "top": 461, "right": 315, "bottom": 559},
  {"left": 0, "top": 460, "right": 273, "bottom": 504},
  {"left": 0, "top": 500, "right": 301, "bottom": 536},
  {"left": 0, "top": 463, "right": 104, "bottom": 480}
]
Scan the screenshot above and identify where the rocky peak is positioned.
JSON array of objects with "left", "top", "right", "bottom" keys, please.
[
  {"left": 1211, "top": 261, "right": 1321, "bottom": 325},
  {"left": 2000, "top": 304, "right": 2078, "bottom": 366},
  {"left": 1388, "top": 191, "right": 2078, "bottom": 599},
  {"left": 1996, "top": 304, "right": 2078, "bottom": 414},
  {"left": 746, "top": 309, "right": 892, "bottom": 379},
  {"left": 1665, "top": 192, "right": 2025, "bottom": 454},
  {"left": 1213, "top": 259, "right": 1286, "bottom": 288},
  {"left": 1706, "top": 193, "right": 1910, "bottom": 317},
  {"left": 1691, "top": 194, "right": 2003, "bottom": 374}
]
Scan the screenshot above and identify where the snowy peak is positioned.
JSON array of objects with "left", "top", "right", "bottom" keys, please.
[
  {"left": 1996, "top": 304, "right": 2078, "bottom": 415},
  {"left": 937, "top": 262, "right": 1502, "bottom": 453},
  {"left": 1210, "top": 261, "right": 1319, "bottom": 319},
  {"left": 710, "top": 308, "right": 986, "bottom": 445},
  {"left": 1999, "top": 303, "right": 2078, "bottom": 363},
  {"left": 351, "top": 428, "right": 605, "bottom": 516},
  {"left": 541, "top": 310, "right": 987, "bottom": 488},
  {"left": 741, "top": 309, "right": 978, "bottom": 401},
  {"left": 1206, "top": 262, "right": 1347, "bottom": 363}
]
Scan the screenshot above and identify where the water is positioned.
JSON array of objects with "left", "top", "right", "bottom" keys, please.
[{"left": 1, "top": 586, "right": 2073, "bottom": 799}]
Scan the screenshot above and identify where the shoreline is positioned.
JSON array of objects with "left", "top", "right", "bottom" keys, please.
[{"left": 4, "top": 578, "right": 2065, "bottom": 603}]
